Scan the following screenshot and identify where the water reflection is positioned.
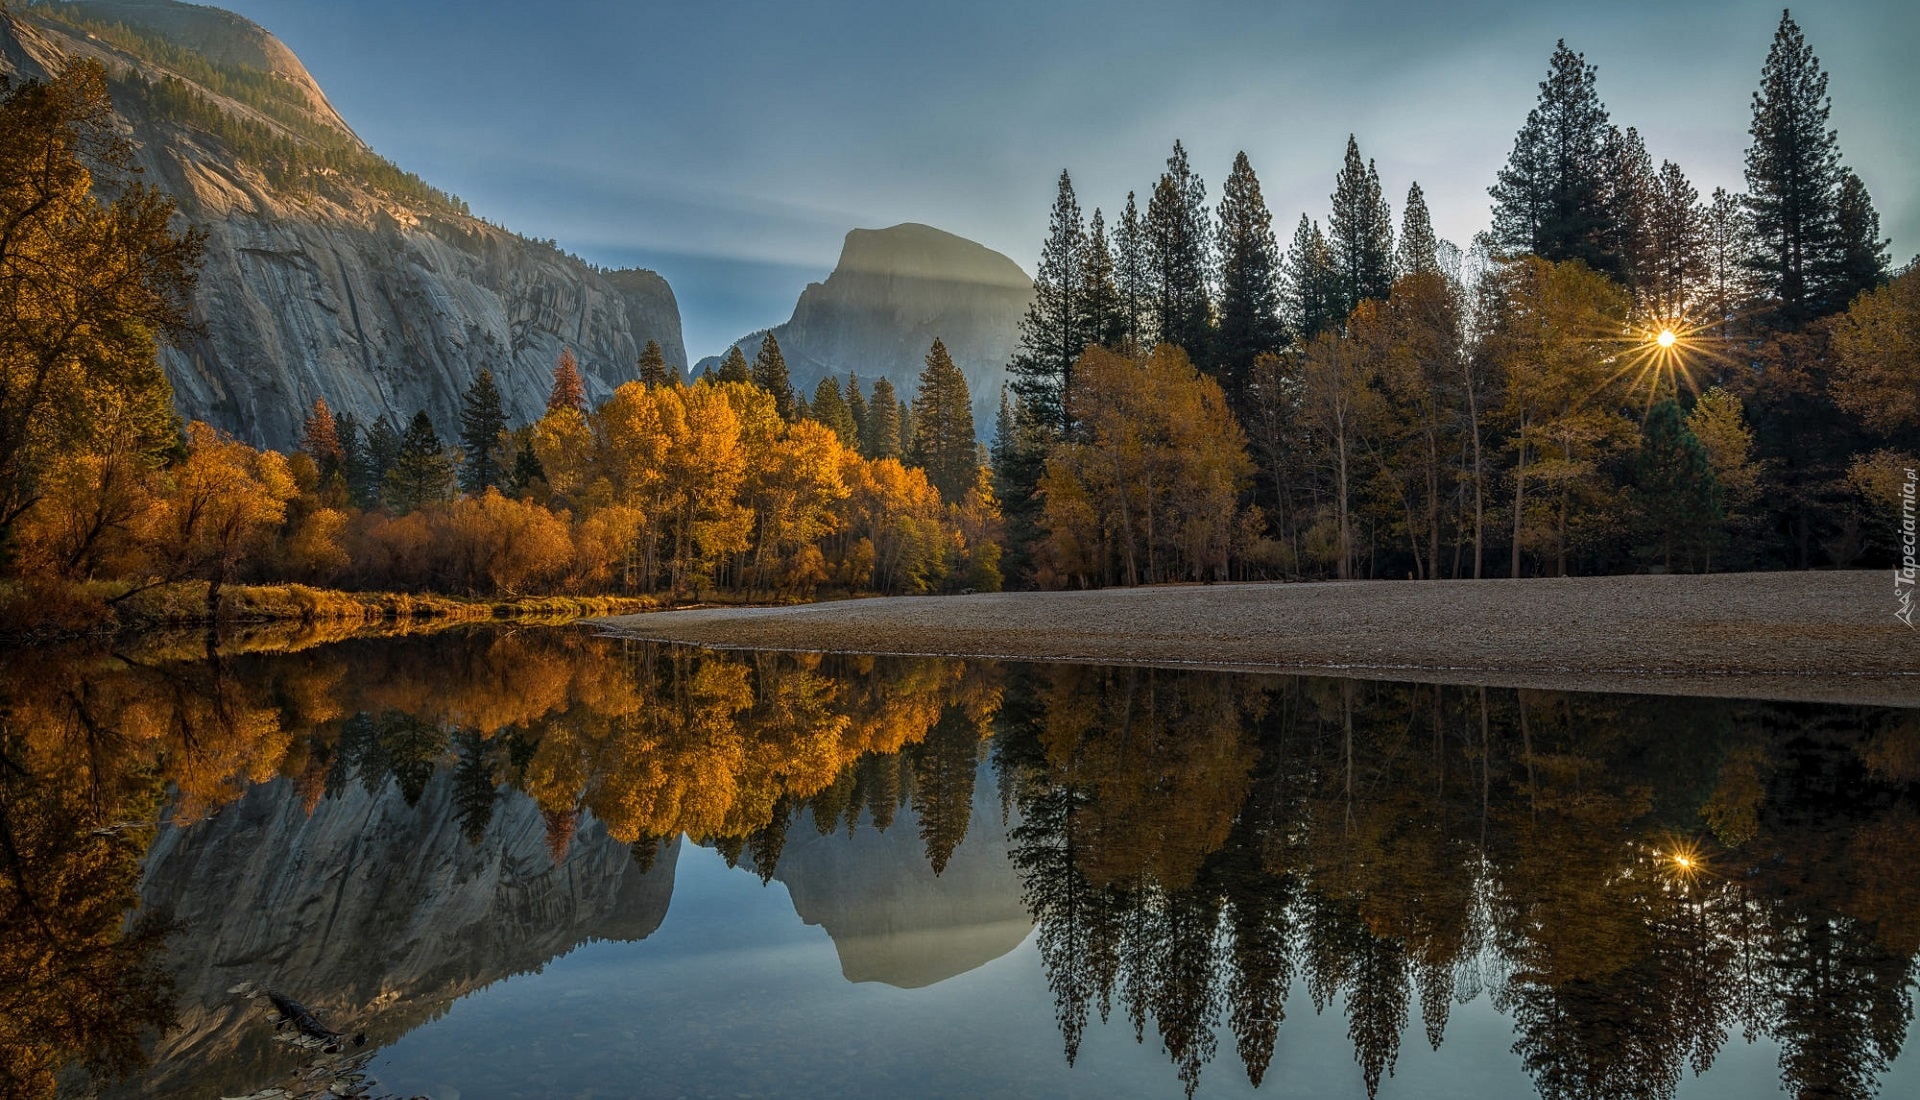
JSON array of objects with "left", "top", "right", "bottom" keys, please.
[{"left": 0, "top": 629, "right": 1914, "bottom": 1098}]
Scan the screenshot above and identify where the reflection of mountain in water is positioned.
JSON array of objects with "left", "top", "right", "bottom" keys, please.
[
  {"left": 119, "top": 772, "right": 677, "bottom": 1100},
  {"left": 763, "top": 762, "right": 1030, "bottom": 989}
]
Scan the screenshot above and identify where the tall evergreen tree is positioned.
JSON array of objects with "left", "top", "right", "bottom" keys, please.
[
  {"left": 1603, "top": 125, "right": 1658, "bottom": 294},
  {"left": 909, "top": 339, "right": 976, "bottom": 502},
  {"left": 864, "top": 376, "right": 903, "bottom": 460},
  {"left": 638, "top": 338, "right": 674, "bottom": 387},
  {"left": 810, "top": 375, "right": 858, "bottom": 447},
  {"left": 715, "top": 344, "right": 753, "bottom": 384},
  {"left": 1328, "top": 135, "right": 1394, "bottom": 318},
  {"left": 1742, "top": 10, "right": 1846, "bottom": 325},
  {"left": 1703, "top": 187, "right": 1751, "bottom": 332},
  {"left": 990, "top": 386, "right": 1047, "bottom": 585},
  {"left": 509, "top": 424, "right": 546, "bottom": 493},
  {"left": 1145, "top": 140, "right": 1213, "bottom": 362},
  {"left": 385, "top": 411, "right": 455, "bottom": 513},
  {"left": 752, "top": 332, "right": 796, "bottom": 419},
  {"left": 458, "top": 369, "right": 508, "bottom": 494},
  {"left": 1633, "top": 400, "right": 1722, "bottom": 570},
  {"left": 846, "top": 374, "right": 870, "bottom": 445},
  {"left": 355, "top": 415, "right": 402, "bottom": 507},
  {"left": 452, "top": 730, "right": 497, "bottom": 846},
  {"left": 1214, "top": 151, "right": 1286, "bottom": 406},
  {"left": 1395, "top": 182, "right": 1440, "bottom": 278},
  {"left": 1284, "top": 215, "right": 1342, "bottom": 340},
  {"left": 1115, "top": 191, "right": 1149, "bottom": 350},
  {"left": 1832, "top": 169, "right": 1890, "bottom": 306},
  {"left": 334, "top": 410, "right": 364, "bottom": 496},
  {"left": 547, "top": 347, "right": 587, "bottom": 413},
  {"left": 1008, "top": 170, "right": 1087, "bottom": 435},
  {"left": 1489, "top": 41, "right": 1616, "bottom": 272},
  {"left": 1644, "top": 160, "right": 1709, "bottom": 320},
  {"left": 1080, "top": 208, "right": 1125, "bottom": 350}
]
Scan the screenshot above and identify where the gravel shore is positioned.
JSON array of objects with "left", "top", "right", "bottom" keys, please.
[{"left": 594, "top": 572, "right": 1920, "bottom": 706}]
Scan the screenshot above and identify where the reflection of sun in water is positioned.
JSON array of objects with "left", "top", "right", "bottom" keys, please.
[{"left": 1652, "top": 838, "right": 1709, "bottom": 887}]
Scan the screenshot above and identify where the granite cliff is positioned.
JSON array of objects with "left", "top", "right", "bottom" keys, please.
[
  {"left": 117, "top": 774, "right": 680, "bottom": 1100},
  {"left": 759, "top": 763, "right": 1031, "bottom": 989},
  {"left": 702, "top": 223, "right": 1032, "bottom": 431},
  {"left": 1, "top": 0, "right": 685, "bottom": 450}
]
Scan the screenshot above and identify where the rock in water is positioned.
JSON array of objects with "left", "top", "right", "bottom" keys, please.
[{"left": 0, "top": 0, "right": 686, "bottom": 449}]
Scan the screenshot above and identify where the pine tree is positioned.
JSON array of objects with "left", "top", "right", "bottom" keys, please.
[
  {"left": 1214, "top": 150, "right": 1286, "bottom": 406},
  {"left": 715, "top": 344, "right": 753, "bottom": 384},
  {"left": 1328, "top": 135, "right": 1395, "bottom": 318},
  {"left": 990, "top": 386, "right": 1047, "bottom": 585},
  {"left": 334, "top": 410, "right": 365, "bottom": 498},
  {"left": 355, "top": 415, "right": 401, "bottom": 507},
  {"left": 1832, "top": 169, "right": 1890, "bottom": 306},
  {"left": 1644, "top": 160, "right": 1709, "bottom": 320},
  {"left": 300, "top": 396, "right": 344, "bottom": 477},
  {"left": 897, "top": 398, "right": 915, "bottom": 460},
  {"left": 458, "top": 369, "right": 508, "bottom": 494},
  {"left": 509, "top": 424, "right": 546, "bottom": 493},
  {"left": 908, "top": 340, "right": 976, "bottom": 502},
  {"left": 1490, "top": 41, "right": 1616, "bottom": 272},
  {"left": 1115, "top": 191, "right": 1149, "bottom": 350},
  {"left": 1284, "top": 215, "right": 1342, "bottom": 339},
  {"left": 752, "top": 332, "right": 796, "bottom": 419},
  {"left": 548, "top": 347, "right": 587, "bottom": 413},
  {"left": 1603, "top": 125, "right": 1658, "bottom": 295},
  {"left": 452, "top": 730, "right": 497, "bottom": 846},
  {"left": 864, "top": 376, "right": 903, "bottom": 459},
  {"left": 385, "top": 410, "right": 455, "bottom": 513},
  {"left": 638, "top": 338, "right": 674, "bottom": 387},
  {"left": 1146, "top": 140, "right": 1213, "bottom": 362},
  {"left": 1742, "top": 10, "right": 1847, "bottom": 325},
  {"left": 1008, "top": 170, "right": 1086, "bottom": 435},
  {"left": 1703, "top": 187, "right": 1751, "bottom": 332},
  {"left": 810, "top": 375, "right": 858, "bottom": 447},
  {"left": 846, "top": 374, "right": 870, "bottom": 446},
  {"left": 1080, "top": 208, "right": 1125, "bottom": 350},
  {"left": 1633, "top": 399, "right": 1722, "bottom": 570},
  {"left": 1395, "top": 182, "right": 1440, "bottom": 278}
]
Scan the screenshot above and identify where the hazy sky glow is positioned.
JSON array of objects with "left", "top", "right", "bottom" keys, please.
[{"left": 210, "top": 0, "right": 1916, "bottom": 359}]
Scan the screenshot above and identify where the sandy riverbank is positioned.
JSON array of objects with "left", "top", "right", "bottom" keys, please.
[{"left": 594, "top": 572, "right": 1920, "bottom": 706}]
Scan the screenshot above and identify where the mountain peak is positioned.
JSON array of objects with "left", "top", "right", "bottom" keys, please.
[
  {"left": 19, "top": 0, "right": 358, "bottom": 139},
  {"left": 701, "top": 225, "right": 1030, "bottom": 432},
  {"left": 834, "top": 222, "right": 1031, "bottom": 291}
]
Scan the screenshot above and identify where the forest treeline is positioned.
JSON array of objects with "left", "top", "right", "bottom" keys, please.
[
  {"left": 5, "top": 631, "right": 1915, "bottom": 1098},
  {"left": 996, "top": 11, "right": 1917, "bottom": 584}
]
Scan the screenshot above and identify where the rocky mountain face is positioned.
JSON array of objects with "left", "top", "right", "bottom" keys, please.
[
  {"left": 759, "top": 764, "right": 1031, "bottom": 989},
  {"left": 117, "top": 773, "right": 680, "bottom": 1100},
  {"left": 1, "top": 0, "right": 685, "bottom": 450},
  {"left": 702, "top": 223, "right": 1032, "bottom": 431}
]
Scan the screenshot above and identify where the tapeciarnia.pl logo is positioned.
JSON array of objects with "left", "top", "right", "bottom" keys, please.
[{"left": 1898, "top": 468, "right": 1917, "bottom": 628}]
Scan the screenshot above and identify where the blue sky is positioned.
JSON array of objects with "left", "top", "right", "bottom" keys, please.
[{"left": 213, "top": 0, "right": 1916, "bottom": 360}]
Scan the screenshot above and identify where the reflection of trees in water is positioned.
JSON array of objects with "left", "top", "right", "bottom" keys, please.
[
  {"left": 5, "top": 630, "right": 1916, "bottom": 1099},
  {"left": 997, "top": 668, "right": 1920, "bottom": 1099},
  {"left": 0, "top": 632, "right": 1000, "bottom": 1097}
]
